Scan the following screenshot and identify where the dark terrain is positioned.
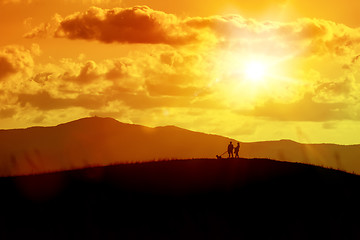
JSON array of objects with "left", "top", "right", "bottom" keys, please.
[{"left": 0, "top": 158, "right": 359, "bottom": 239}]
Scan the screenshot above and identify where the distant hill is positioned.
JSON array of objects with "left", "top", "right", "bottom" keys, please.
[
  {"left": 0, "top": 117, "right": 359, "bottom": 176},
  {"left": 2, "top": 158, "right": 360, "bottom": 239},
  {"left": 0, "top": 117, "right": 230, "bottom": 176},
  {"left": 241, "top": 140, "right": 360, "bottom": 175}
]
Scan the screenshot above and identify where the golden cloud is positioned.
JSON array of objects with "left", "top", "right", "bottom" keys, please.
[
  {"left": 13, "top": 6, "right": 360, "bottom": 124},
  {"left": 0, "top": 47, "right": 211, "bottom": 114},
  {"left": 0, "top": 45, "right": 36, "bottom": 80},
  {"left": 0, "top": 108, "right": 16, "bottom": 118},
  {"left": 1, "top": 43, "right": 358, "bottom": 123},
  {"left": 241, "top": 93, "right": 351, "bottom": 122},
  {"left": 186, "top": 15, "right": 360, "bottom": 57},
  {"left": 17, "top": 91, "right": 107, "bottom": 110}
]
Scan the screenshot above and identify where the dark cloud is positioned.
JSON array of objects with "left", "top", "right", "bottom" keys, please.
[
  {"left": 0, "top": 45, "right": 35, "bottom": 81},
  {"left": 0, "top": 56, "right": 16, "bottom": 80},
  {"left": 53, "top": 6, "right": 197, "bottom": 45}
]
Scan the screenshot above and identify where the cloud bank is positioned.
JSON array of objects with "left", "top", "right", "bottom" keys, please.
[
  {"left": 0, "top": 5, "right": 359, "bottom": 143},
  {"left": 26, "top": 5, "right": 360, "bottom": 57}
]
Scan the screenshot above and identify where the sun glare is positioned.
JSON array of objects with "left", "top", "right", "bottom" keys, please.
[{"left": 244, "top": 60, "right": 267, "bottom": 82}]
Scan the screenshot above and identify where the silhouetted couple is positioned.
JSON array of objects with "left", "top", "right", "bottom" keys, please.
[{"left": 228, "top": 141, "right": 240, "bottom": 158}]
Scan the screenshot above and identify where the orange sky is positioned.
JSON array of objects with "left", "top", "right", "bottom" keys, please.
[{"left": 1, "top": 0, "right": 360, "bottom": 144}]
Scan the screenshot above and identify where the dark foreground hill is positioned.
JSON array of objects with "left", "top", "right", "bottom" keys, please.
[{"left": 1, "top": 158, "right": 359, "bottom": 239}]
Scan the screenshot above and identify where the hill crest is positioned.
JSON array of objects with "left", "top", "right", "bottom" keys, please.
[{"left": 4, "top": 157, "right": 360, "bottom": 239}]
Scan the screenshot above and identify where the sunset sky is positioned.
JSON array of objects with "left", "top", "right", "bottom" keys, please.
[{"left": 1, "top": 0, "right": 360, "bottom": 144}]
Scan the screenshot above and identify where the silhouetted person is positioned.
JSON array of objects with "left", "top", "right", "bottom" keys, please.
[
  {"left": 228, "top": 141, "right": 234, "bottom": 158},
  {"left": 234, "top": 142, "right": 240, "bottom": 158}
]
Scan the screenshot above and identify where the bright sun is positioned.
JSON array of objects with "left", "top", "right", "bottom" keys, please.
[{"left": 244, "top": 60, "right": 267, "bottom": 82}]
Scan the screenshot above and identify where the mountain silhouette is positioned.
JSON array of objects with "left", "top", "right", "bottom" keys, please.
[
  {"left": 0, "top": 117, "right": 230, "bottom": 176},
  {"left": 0, "top": 116, "right": 359, "bottom": 176}
]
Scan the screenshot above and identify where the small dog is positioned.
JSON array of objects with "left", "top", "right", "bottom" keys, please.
[{"left": 216, "top": 155, "right": 222, "bottom": 159}]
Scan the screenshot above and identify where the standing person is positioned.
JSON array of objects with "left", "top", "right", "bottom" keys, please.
[
  {"left": 227, "top": 141, "right": 234, "bottom": 158},
  {"left": 234, "top": 142, "right": 240, "bottom": 158}
]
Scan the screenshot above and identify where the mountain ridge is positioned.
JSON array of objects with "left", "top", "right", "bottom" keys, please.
[
  {"left": 0, "top": 116, "right": 359, "bottom": 176},
  {"left": 2, "top": 117, "right": 357, "bottom": 146}
]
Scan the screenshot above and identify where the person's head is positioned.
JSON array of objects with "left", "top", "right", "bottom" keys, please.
[{"left": 237, "top": 142, "right": 239, "bottom": 145}]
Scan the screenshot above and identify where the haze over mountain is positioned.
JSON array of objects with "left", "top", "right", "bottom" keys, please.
[{"left": 0, "top": 117, "right": 359, "bottom": 176}]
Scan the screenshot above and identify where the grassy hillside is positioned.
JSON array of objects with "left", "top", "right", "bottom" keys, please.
[{"left": 1, "top": 158, "right": 359, "bottom": 239}]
